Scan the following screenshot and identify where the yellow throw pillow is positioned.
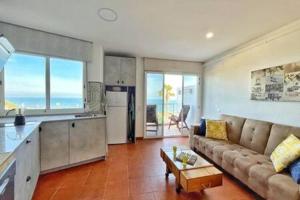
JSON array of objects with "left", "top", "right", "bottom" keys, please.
[
  {"left": 205, "top": 120, "right": 228, "bottom": 141},
  {"left": 270, "top": 134, "right": 300, "bottom": 172}
]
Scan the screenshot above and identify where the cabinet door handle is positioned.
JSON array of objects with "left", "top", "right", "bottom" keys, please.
[
  {"left": 72, "top": 122, "right": 75, "bottom": 128},
  {"left": 26, "top": 176, "right": 31, "bottom": 182},
  {"left": 26, "top": 139, "right": 31, "bottom": 144}
]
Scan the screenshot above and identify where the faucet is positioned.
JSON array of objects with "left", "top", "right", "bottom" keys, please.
[{"left": 5, "top": 108, "right": 16, "bottom": 117}]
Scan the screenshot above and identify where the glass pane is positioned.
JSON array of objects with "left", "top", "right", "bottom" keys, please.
[
  {"left": 4, "top": 53, "right": 46, "bottom": 110},
  {"left": 145, "top": 73, "right": 163, "bottom": 137},
  {"left": 163, "top": 74, "right": 183, "bottom": 136},
  {"left": 183, "top": 75, "right": 199, "bottom": 135},
  {"left": 50, "top": 58, "right": 83, "bottom": 109}
]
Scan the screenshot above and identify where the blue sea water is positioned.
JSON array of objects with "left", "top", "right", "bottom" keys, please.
[
  {"left": 6, "top": 97, "right": 83, "bottom": 109},
  {"left": 147, "top": 98, "right": 181, "bottom": 114}
]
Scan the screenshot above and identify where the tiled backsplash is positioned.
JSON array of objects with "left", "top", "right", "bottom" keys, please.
[{"left": 87, "top": 82, "right": 105, "bottom": 114}]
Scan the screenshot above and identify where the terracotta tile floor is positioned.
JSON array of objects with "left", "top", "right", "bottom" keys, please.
[{"left": 33, "top": 137, "right": 257, "bottom": 200}]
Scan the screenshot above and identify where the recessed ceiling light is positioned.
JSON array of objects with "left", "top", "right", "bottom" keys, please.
[
  {"left": 97, "top": 8, "right": 118, "bottom": 22},
  {"left": 206, "top": 32, "right": 214, "bottom": 39}
]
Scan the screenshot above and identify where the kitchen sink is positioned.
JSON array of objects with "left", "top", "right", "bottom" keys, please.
[{"left": 74, "top": 113, "right": 97, "bottom": 118}]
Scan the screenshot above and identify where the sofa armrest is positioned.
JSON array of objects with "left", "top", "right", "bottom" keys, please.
[{"left": 189, "top": 124, "right": 200, "bottom": 148}]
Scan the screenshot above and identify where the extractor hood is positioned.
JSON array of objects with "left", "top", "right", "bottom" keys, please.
[{"left": 0, "top": 34, "right": 15, "bottom": 72}]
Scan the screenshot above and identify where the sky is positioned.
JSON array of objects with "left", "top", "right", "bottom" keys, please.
[{"left": 4, "top": 53, "right": 83, "bottom": 98}]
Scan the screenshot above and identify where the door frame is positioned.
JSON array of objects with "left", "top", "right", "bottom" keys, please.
[{"left": 143, "top": 71, "right": 200, "bottom": 139}]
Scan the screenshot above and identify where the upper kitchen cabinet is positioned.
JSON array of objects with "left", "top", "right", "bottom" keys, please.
[{"left": 104, "top": 56, "right": 136, "bottom": 86}]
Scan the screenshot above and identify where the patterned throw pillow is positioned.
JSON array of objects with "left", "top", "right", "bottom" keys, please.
[
  {"left": 205, "top": 120, "right": 228, "bottom": 140},
  {"left": 270, "top": 134, "right": 300, "bottom": 172}
]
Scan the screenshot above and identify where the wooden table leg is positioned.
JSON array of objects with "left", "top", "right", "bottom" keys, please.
[
  {"left": 165, "top": 166, "right": 171, "bottom": 179},
  {"left": 175, "top": 180, "right": 181, "bottom": 193},
  {"left": 199, "top": 190, "right": 204, "bottom": 195}
]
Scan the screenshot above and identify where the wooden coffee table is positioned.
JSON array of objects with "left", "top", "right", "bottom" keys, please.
[{"left": 160, "top": 146, "right": 223, "bottom": 193}]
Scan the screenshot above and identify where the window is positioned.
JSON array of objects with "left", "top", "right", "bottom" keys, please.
[
  {"left": 4, "top": 53, "right": 46, "bottom": 110},
  {"left": 3, "top": 52, "right": 85, "bottom": 113},
  {"left": 50, "top": 58, "right": 84, "bottom": 109}
]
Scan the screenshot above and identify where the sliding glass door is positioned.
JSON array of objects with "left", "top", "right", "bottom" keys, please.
[
  {"left": 145, "top": 73, "right": 164, "bottom": 137},
  {"left": 145, "top": 72, "right": 199, "bottom": 138}
]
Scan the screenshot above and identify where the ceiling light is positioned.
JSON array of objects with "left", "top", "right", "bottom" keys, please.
[
  {"left": 97, "top": 8, "right": 118, "bottom": 22},
  {"left": 206, "top": 32, "right": 214, "bottom": 39}
]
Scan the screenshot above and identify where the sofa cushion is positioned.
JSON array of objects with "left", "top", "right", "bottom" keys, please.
[
  {"left": 204, "top": 140, "right": 228, "bottom": 153},
  {"left": 213, "top": 144, "right": 242, "bottom": 162},
  {"left": 193, "top": 135, "right": 214, "bottom": 153},
  {"left": 268, "top": 173, "right": 300, "bottom": 200},
  {"left": 221, "top": 115, "right": 245, "bottom": 143},
  {"left": 223, "top": 147, "right": 270, "bottom": 175},
  {"left": 239, "top": 119, "right": 272, "bottom": 154},
  {"left": 204, "top": 139, "right": 229, "bottom": 158},
  {"left": 270, "top": 134, "right": 300, "bottom": 172},
  {"left": 248, "top": 161, "right": 276, "bottom": 198},
  {"left": 232, "top": 148, "right": 265, "bottom": 174},
  {"left": 249, "top": 160, "right": 275, "bottom": 184},
  {"left": 223, "top": 150, "right": 240, "bottom": 166},
  {"left": 264, "top": 124, "right": 300, "bottom": 156}
]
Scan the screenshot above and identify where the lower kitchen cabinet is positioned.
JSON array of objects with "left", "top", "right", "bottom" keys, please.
[
  {"left": 70, "top": 119, "right": 106, "bottom": 164},
  {"left": 40, "top": 118, "right": 107, "bottom": 173},
  {"left": 15, "top": 128, "right": 40, "bottom": 200},
  {"left": 40, "top": 121, "right": 69, "bottom": 171}
]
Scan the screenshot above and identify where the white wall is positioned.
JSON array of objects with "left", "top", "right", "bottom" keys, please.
[
  {"left": 135, "top": 57, "right": 144, "bottom": 138},
  {"left": 87, "top": 43, "right": 104, "bottom": 82},
  {"left": 203, "top": 20, "right": 300, "bottom": 127}
]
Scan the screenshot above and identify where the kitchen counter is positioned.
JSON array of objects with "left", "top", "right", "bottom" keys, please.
[
  {"left": 0, "top": 113, "right": 106, "bottom": 173},
  {"left": 0, "top": 122, "right": 40, "bottom": 173},
  {"left": 0, "top": 113, "right": 106, "bottom": 124}
]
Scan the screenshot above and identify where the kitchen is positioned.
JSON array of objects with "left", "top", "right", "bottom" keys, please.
[{"left": 0, "top": 21, "right": 137, "bottom": 200}]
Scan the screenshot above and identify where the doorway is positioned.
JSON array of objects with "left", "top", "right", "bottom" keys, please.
[{"left": 144, "top": 72, "right": 200, "bottom": 138}]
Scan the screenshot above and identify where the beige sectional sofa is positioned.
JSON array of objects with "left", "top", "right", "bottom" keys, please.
[{"left": 189, "top": 114, "right": 300, "bottom": 200}]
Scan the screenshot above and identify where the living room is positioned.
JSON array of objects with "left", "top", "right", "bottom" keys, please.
[{"left": 0, "top": 1, "right": 300, "bottom": 200}]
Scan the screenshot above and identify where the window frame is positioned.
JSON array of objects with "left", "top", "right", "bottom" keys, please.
[{"left": 1, "top": 51, "right": 87, "bottom": 116}]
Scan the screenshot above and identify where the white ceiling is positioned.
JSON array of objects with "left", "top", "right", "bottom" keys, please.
[{"left": 1, "top": 0, "right": 300, "bottom": 62}]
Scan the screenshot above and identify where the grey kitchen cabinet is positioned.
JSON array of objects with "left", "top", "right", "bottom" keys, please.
[
  {"left": 69, "top": 118, "right": 106, "bottom": 164},
  {"left": 40, "top": 118, "right": 107, "bottom": 173},
  {"left": 104, "top": 56, "right": 136, "bottom": 86},
  {"left": 40, "top": 121, "right": 69, "bottom": 172},
  {"left": 104, "top": 56, "right": 121, "bottom": 85},
  {"left": 120, "top": 57, "right": 136, "bottom": 86},
  {"left": 15, "top": 128, "right": 40, "bottom": 200}
]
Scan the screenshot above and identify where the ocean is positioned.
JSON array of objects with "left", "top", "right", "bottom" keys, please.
[
  {"left": 6, "top": 97, "right": 83, "bottom": 109},
  {"left": 147, "top": 98, "right": 181, "bottom": 114}
]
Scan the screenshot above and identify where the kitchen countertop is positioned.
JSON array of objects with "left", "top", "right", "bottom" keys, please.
[
  {"left": 0, "top": 113, "right": 106, "bottom": 124},
  {"left": 0, "top": 113, "right": 106, "bottom": 173},
  {"left": 0, "top": 122, "right": 40, "bottom": 173}
]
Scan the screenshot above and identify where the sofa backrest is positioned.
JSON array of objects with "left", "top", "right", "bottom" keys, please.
[
  {"left": 239, "top": 119, "right": 272, "bottom": 154},
  {"left": 264, "top": 124, "right": 300, "bottom": 156},
  {"left": 221, "top": 114, "right": 245, "bottom": 143}
]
